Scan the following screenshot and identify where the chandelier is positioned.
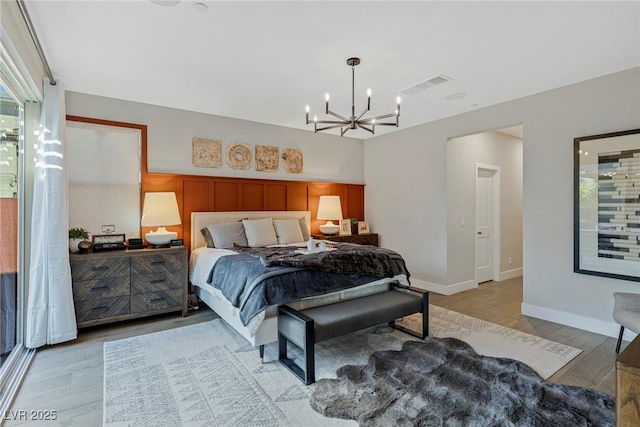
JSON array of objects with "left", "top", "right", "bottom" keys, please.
[{"left": 305, "top": 57, "right": 401, "bottom": 137}]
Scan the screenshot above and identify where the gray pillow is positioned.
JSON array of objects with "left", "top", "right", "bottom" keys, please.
[
  {"left": 206, "top": 222, "right": 248, "bottom": 249},
  {"left": 201, "top": 227, "right": 214, "bottom": 248},
  {"left": 298, "top": 217, "right": 310, "bottom": 241}
]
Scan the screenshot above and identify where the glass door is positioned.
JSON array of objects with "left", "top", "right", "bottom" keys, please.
[{"left": 0, "top": 82, "right": 22, "bottom": 372}]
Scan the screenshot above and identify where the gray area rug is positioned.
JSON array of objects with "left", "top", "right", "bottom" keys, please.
[
  {"left": 310, "top": 337, "right": 615, "bottom": 427},
  {"left": 103, "top": 307, "right": 584, "bottom": 426}
]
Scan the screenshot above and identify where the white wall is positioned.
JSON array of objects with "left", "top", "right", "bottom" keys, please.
[
  {"left": 365, "top": 67, "right": 640, "bottom": 339},
  {"left": 65, "top": 92, "right": 365, "bottom": 184},
  {"left": 447, "top": 131, "right": 523, "bottom": 290}
]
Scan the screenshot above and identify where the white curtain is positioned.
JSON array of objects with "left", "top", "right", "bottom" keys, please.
[{"left": 25, "top": 78, "right": 77, "bottom": 348}]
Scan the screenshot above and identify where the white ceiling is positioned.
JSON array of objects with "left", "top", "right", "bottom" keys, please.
[{"left": 24, "top": 1, "right": 640, "bottom": 139}]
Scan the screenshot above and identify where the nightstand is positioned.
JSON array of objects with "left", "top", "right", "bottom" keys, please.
[
  {"left": 69, "top": 246, "right": 188, "bottom": 328},
  {"left": 312, "top": 233, "right": 379, "bottom": 247}
]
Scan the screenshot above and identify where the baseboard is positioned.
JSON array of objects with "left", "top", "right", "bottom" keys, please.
[
  {"left": 499, "top": 267, "right": 522, "bottom": 281},
  {"left": 411, "top": 278, "right": 477, "bottom": 296},
  {"left": 521, "top": 302, "right": 638, "bottom": 341}
]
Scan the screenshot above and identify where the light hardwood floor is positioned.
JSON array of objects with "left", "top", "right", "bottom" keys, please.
[{"left": 5, "top": 276, "right": 623, "bottom": 426}]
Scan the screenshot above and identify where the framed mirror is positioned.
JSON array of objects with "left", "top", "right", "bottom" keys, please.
[{"left": 66, "top": 116, "right": 146, "bottom": 240}]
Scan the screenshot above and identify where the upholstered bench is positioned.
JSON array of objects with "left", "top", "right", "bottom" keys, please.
[{"left": 277, "top": 283, "right": 428, "bottom": 384}]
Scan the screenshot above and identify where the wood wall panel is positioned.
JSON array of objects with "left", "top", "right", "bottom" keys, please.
[
  {"left": 287, "top": 183, "right": 308, "bottom": 211},
  {"left": 241, "top": 183, "right": 264, "bottom": 210},
  {"left": 143, "top": 172, "right": 366, "bottom": 251},
  {"left": 182, "top": 180, "right": 210, "bottom": 252},
  {"left": 265, "top": 184, "right": 287, "bottom": 211},
  {"left": 213, "top": 181, "right": 239, "bottom": 212},
  {"left": 346, "top": 186, "right": 365, "bottom": 220}
]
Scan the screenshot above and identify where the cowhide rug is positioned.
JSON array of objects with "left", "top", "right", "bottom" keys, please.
[{"left": 309, "top": 337, "right": 614, "bottom": 426}]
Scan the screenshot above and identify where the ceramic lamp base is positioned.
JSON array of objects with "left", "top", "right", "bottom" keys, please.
[
  {"left": 319, "top": 221, "right": 340, "bottom": 236},
  {"left": 145, "top": 226, "right": 177, "bottom": 247}
]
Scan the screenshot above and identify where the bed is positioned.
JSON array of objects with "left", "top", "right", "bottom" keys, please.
[{"left": 189, "top": 211, "right": 409, "bottom": 350}]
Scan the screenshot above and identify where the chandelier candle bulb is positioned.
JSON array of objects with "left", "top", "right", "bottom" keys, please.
[{"left": 305, "top": 105, "right": 310, "bottom": 124}]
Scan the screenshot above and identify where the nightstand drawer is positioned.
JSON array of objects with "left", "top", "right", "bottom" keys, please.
[
  {"left": 130, "top": 289, "right": 182, "bottom": 313},
  {"left": 131, "top": 271, "right": 182, "bottom": 294},
  {"left": 71, "top": 258, "right": 130, "bottom": 281},
  {"left": 131, "top": 252, "right": 183, "bottom": 274},
  {"left": 72, "top": 278, "right": 129, "bottom": 301},
  {"left": 74, "top": 296, "right": 129, "bottom": 323}
]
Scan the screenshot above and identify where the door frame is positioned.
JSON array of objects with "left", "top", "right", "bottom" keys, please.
[{"left": 475, "top": 163, "right": 501, "bottom": 283}]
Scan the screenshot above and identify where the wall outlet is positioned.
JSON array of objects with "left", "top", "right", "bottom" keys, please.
[{"left": 508, "top": 256, "right": 512, "bottom": 265}]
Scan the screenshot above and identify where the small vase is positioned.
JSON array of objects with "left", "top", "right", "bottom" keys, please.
[
  {"left": 351, "top": 224, "right": 358, "bottom": 235},
  {"left": 78, "top": 240, "right": 92, "bottom": 254}
]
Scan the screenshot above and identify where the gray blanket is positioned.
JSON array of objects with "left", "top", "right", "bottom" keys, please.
[
  {"left": 207, "top": 244, "right": 409, "bottom": 326},
  {"left": 234, "top": 243, "right": 409, "bottom": 279}
]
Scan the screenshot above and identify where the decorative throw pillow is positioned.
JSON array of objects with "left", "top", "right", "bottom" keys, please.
[
  {"left": 298, "top": 216, "right": 310, "bottom": 241},
  {"left": 273, "top": 219, "right": 304, "bottom": 244},
  {"left": 242, "top": 218, "right": 278, "bottom": 247},
  {"left": 206, "top": 222, "right": 248, "bottom": 249},
  {"left": 200, "top": 227, "right": 215, "bottom": 248}
]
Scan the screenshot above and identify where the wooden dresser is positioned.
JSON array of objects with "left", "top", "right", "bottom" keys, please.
[
  {"left": 70, "top": 246, "right": 188, "bottom": 328},
  {"left": 616, "top": 334, "right": 640, "bottom": 426},
  {"left": 313, "top": 233, "right": 379, "bottom": 247}
]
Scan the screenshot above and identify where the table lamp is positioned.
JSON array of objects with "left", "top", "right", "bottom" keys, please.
[
  {"left": 141, "top": 192, "right": 181, "bottom": 247},
  {"left": 317, "top": 195, "right": 343, "bottom": 236}
]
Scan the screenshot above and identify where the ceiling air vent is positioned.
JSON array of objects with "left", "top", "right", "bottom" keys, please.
[{"left": 400, "top": 74, "right": 453, "bottom": 95}]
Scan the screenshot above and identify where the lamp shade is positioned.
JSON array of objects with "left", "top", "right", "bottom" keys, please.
[
  {"left": 141, "top": 192, "right": 181, "bottom": 226},
  {"left": 317, "top": 195, "right": 343, "bottom": 221},
  {"left": 317, "top": 195, "right": 342, "bottom": 235},
  {"left": 141, "top": 192, "right": 181, "bottom": 247}
]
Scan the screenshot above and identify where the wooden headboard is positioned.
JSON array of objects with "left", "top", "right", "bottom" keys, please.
[
  {"left": 191, "top": 211, "right": 311, "bottom": 250},
  {"left": 142, "top": 173, "right": 365, "bottom": 253}
]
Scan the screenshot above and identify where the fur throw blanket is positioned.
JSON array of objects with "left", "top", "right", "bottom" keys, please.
[{"left": 310, "top": 337, "right": 614, "bottom": 426}]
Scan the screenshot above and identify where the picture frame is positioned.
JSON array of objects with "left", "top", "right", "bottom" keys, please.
[
  {"left": 574, "top": 128, "right": 640, "bottom": 282},
  {"left": 358, "top": 221, "right": 370, "bottom": 235},
  {"left": 339, "top": 219, "right": 352, "bottom": 236}
]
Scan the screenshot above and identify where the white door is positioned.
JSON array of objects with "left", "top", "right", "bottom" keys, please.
[{"left": 476, "top": 168, "right": 494, "bottom": 283}]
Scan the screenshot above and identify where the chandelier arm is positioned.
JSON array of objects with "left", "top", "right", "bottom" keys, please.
[
  {"left": 316, "top": 124, "right": 348, "bottom": 132},
  {"left": 367, "top": 121, "right": 399, "bottom": 127},
  {"left": 326, "top": 110, "right": 351, "bottom": 122},
  {"left": 365, "top": 112, "right": 399, "bottom": 121},
  {"left": 356, "top": 124, "right": 375, "bottom": 134},
  {"left": 355, "top": 106, "right": 371, "bottom": 122},
  {"left": 315, "top": 119, "right": 351, "bottom": 125}
]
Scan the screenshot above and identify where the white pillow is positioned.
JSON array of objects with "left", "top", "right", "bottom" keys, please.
[
  {"left": 242, "top": 218, "right": 278, "bottom": 247},
  {"left": 273, "top": 219, "right": 304, "bottom": 244},
  {"left": 206, "top": 222, "right": 247, "bottom": 249}
]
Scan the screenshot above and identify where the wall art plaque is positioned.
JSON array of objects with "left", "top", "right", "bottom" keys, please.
[
  {"left": 255, "top": 145, "right": 279, "bottom": 172},
  {"left": 282, "top": 148, "right": 303, "bottom": 174},
  {"left": 192, "top": 137, "right": 222, "bottom": 168},
  {"left": 226, "top": 142, "right": 252, "bottom": 170}
]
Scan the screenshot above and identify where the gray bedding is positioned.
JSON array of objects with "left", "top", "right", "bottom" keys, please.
[{"left": 206, "top": 243, "right": 410, "bottom": 326}]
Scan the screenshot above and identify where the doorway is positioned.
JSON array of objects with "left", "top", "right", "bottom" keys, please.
[{"left": 476, "top": 165, "right": 500, "bottom": 283}]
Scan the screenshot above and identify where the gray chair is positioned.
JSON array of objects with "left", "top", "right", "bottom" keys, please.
[{"left": 613, "top": 292, "right": 640, "bottom": 353}]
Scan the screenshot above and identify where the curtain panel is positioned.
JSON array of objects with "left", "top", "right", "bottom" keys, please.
[{"left": 26, "top": 78, "right": 77, "bottom": 348}]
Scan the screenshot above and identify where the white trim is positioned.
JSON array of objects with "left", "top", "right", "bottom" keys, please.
[
  {"left": 522, "top": 302, "right": 638, "bottom": 342},
  {"left": 0, "top": 27, "right": 42, "bottom": 102},
  {"left": 499, "top": 267, "right": 523, "bottom": 281},
  {"left": 0, "top": 347, "right": 35, "bottom": 417},
  {"left": 411, "top": 278, "right": 477, "bottom": 295},
  {"left": 475, "top": 163, "right": 501, "bottom": 283}
]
